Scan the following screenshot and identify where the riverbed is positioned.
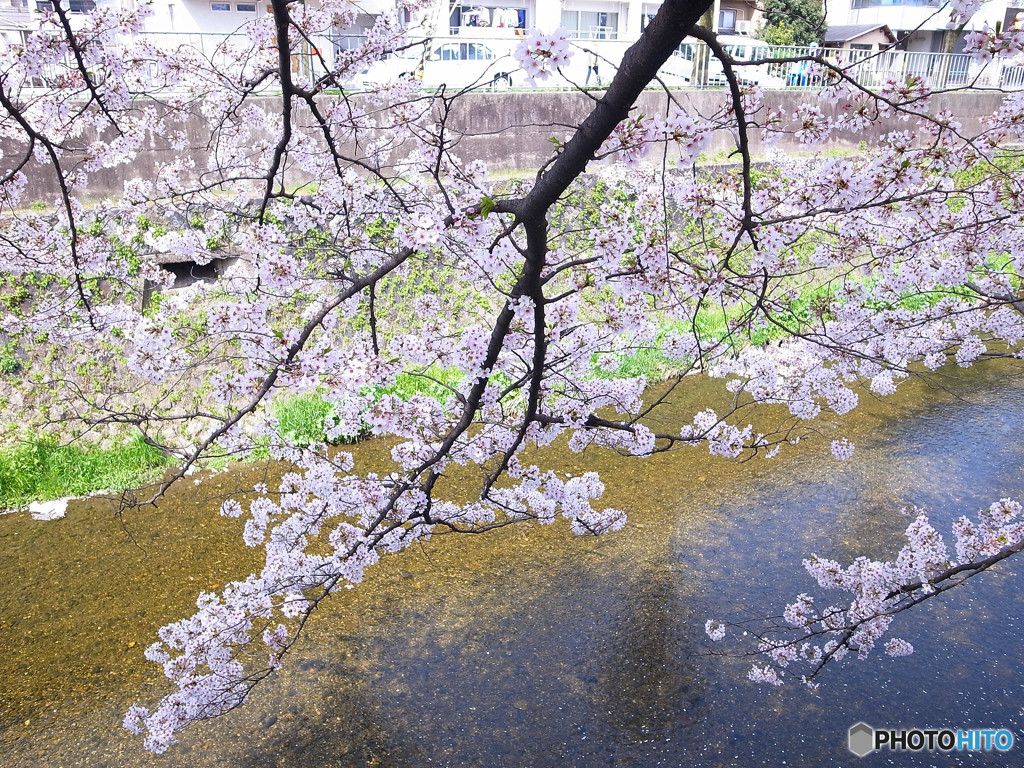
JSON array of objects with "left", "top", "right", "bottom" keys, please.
[{"left": 1, "top": 362, "right": 1022, "bottom": 767}]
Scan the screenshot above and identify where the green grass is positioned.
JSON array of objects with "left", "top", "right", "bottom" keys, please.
[
  {"left": 590, "top": 320, "right": 690, "bottom": 381},
  {"left": 0, "top": 370, "right": 477, "bottom": 507},
  {"left": 0, "top": 341, "right": 20, "bottom": 375},
  {"left": 271, "top": 367, "right": 467, "bottom": 449},
  {"left": 274, "top": 391, "right": 339, "bottom": 448},
  {"left": 382, "top": 366, "right": 465, "bottom": 403},
  {"left": 0, "top": 433, "right": 174, "bottom": 509}
]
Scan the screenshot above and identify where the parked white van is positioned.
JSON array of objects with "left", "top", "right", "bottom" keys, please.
[
  {"left": 662, "top": 35, "right": 785, "bottom": 88},
  {"left": 350, "top": 38, "right": 517, "bottom": 91},
  {"left": 706, "top": 35, "right": 784, "bottom": 88}
]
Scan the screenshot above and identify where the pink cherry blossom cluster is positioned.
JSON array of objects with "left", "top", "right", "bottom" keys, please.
[
  {"left": 963, "top": 24, "right": 1024, "bottom": 64},
  {"left": 791, "top": 103, "right": 832, "bottom": 144},
  {"left": 948, "top": 0, "right": 986, "bottom": 26},
  {"left": 598, "top": 106, "right": 712, "bottom": 165},
  {"left": 513, "top": 29, "right": 573, "bottom": 83},
  {"left": 830, "top": 438, "right": 855, "bottom": 461},
  {"left": 878, "top": 73, "right": 932, "bottom": 116}
]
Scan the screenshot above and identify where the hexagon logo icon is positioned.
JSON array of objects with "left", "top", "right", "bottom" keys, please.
[{"left": 848, "top": 722, "right": 875, "bottom": 757}]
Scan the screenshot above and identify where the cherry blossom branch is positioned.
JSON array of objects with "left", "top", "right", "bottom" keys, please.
[{"left": 708, "top": 499, "right": 1024, "bottom": 685}]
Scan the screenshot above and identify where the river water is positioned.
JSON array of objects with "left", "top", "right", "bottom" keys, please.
[{"left": 1, "top": 363, "right": 1023, "bottom": 767}]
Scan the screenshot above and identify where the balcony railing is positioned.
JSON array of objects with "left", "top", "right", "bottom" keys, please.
[{"left": 565, "top": 26, "right": 619, "bottom": 41}]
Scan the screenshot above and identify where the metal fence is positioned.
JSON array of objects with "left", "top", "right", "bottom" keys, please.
[
  {"left": 658, "top": 42, "right": 1024, "bottom": 91},
  {"left": 9, "top": 31, "right": 1024, "bottom": 94}
]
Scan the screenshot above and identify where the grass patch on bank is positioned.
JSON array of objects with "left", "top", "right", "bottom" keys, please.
[
  {"left": 0, "top": 433, "right": 174, "bottom": 509},
  {"left": 274, "top": 391, "right": 339, "bottom": 448},
  {"left": 271, "top": 366, "right": 468, "bottom": 450},
  {"left": 384, "top": 366, "right": 465, "bottom": 402}
]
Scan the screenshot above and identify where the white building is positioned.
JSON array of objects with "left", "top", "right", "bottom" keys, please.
[
  {"left": 16, "top": 0, "right": 232, "bottom": 36},
  {"left": 0, "top": 1, "right": 31, "bottom": 49},
  {"left": 139, "top": 0, "right": 263, "bottom": 36},
  {"left": 825, "top": 0, "right": 1024, "bottom": 52},
  {"left": 425, "top": 1, "right": 760, "bottom": 40},
  {"left": 38, "top": 0, "right": 754, "bottom": 45}
]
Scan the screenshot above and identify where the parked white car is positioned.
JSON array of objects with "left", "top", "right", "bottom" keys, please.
[
  {"left": 706, "top": 35, "right": 786, "bottom": 88},
  {"left": 654, "top": 35, "right": 785, "bottom": 88},
  {"left": 348, "top": 46, "right": 424, "bottom": 89},
  {"left": 350, "top": 39, "right": 518, "bottom": 91}
]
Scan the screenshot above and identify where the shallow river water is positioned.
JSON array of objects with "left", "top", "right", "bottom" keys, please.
[{"left": 2, "top": 363, "right": 1023, "bottom": 767}]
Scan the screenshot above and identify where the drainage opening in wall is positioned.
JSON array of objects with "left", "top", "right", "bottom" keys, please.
[{"left": 162, "top": 260, "right": 220, "bottom": 289}]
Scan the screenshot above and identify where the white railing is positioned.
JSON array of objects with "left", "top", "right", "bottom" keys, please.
[
  {"left": 745, "top": 45, "right": 981, "bottom": 90},
  {"left": 9, "top": 32, "right": 1024, "bottom": 94},
  {"left": 654, "top": 42, "right": 1024, "bottom": 91}
]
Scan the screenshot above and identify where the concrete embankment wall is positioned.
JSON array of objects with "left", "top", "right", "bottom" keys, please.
[
  {"left": 447, "top": 89, "right": 1006, "bottom": 170},
  {"left": 6, "top": 89, "right": 1008, "bottom": 202}
]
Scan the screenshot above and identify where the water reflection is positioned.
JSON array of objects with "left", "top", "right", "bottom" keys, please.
[{"left": 1, "top": 364, "right": 1023, "bottom": 766}]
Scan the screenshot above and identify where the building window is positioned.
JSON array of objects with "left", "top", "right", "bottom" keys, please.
[
  {"left": 561, "top": 9, "right": 619, "bottom": 40},
  {"left": 718, "top": 8, "right": 737, "bottom": 31},
  {"left": 448, "top": 5, "right": 525, "bottom": 32},
  {"left": 36, "top": 0, "right": 95, "bottom": 10},
  {"left": 236, "top": 2, "right": 256, "bottom": 10},
  {"left": 210, "top": 1, "right": 230, "bottom": 9}
]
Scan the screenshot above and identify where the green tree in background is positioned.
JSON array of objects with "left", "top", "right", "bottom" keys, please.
[{"left": 759, "top": 0, "right": 825, "bottom": 45}]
